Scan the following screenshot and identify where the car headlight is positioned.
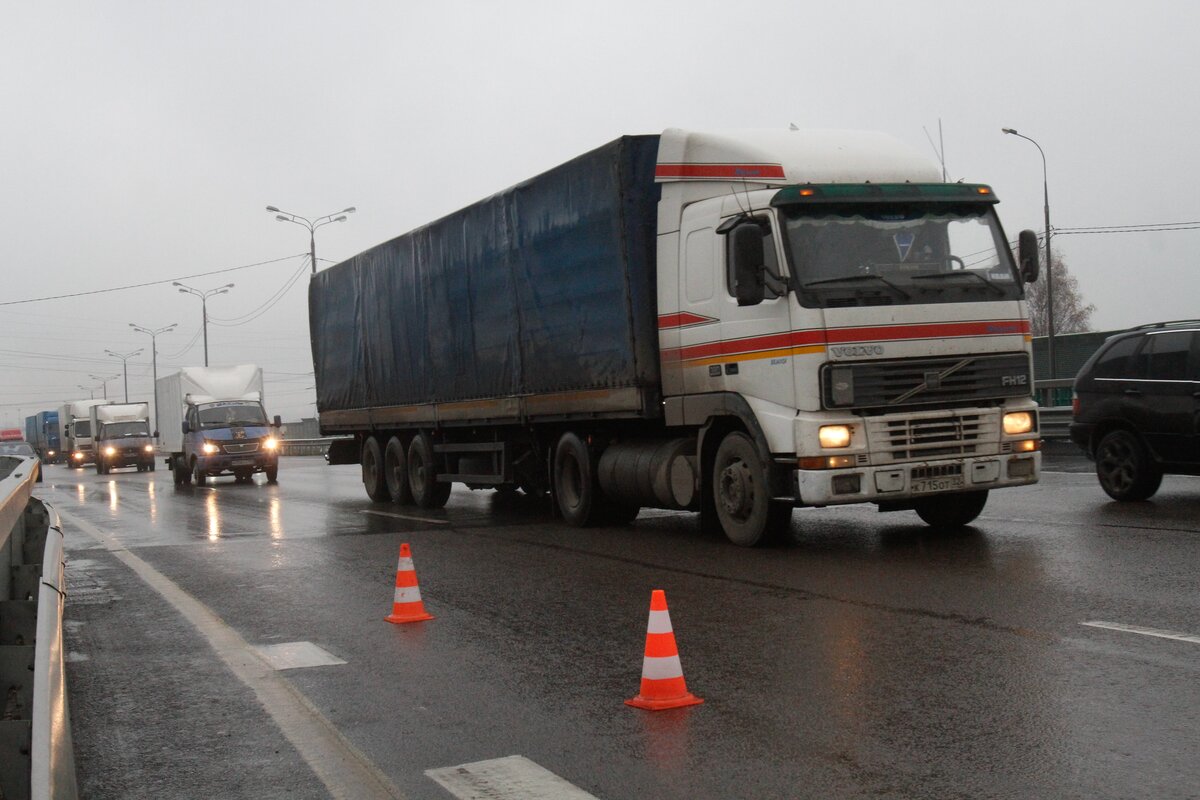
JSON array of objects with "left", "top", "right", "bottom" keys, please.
[
  {"left": 1003, "top": 411, "right": 1035, "bottom": 436},
  {"left": 104, "top": 446, "right": 116, "bottom": 456},
  {"left": 263, "top": 437, "right": 279, "bottom": 451},
  {"left": 818, "top": 425, "right": 853, "bottom": 449},
  {"left": 202, "top": 442, "right": 220, "bottom": 455}
]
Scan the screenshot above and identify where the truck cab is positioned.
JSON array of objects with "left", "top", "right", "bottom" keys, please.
[
  {"left": 92, "top": 403, "right": 156, "bottom": 474},
  {"left": 180, "top": 399, "right": 281, "bottom": 485}
]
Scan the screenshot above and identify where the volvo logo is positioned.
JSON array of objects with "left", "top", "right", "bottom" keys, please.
[{"left": 831, "top": 345, "right": 884, "bottom": 358}]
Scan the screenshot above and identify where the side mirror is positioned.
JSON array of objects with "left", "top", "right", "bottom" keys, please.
[
  {"left": 731, "top": 223, "right": 766, "bottom": 306},
  {"left": 1018, "top": 229, "right": 1040, "bottom": 283},
  {"left": 153, "top": 430, "right": 160, "bottom": 439},
  {"left": 181, "top": 420, "right": 191, "bottom": 435},
  {"left": 273, "top": 415, "right": 282, "bottom": 428}
]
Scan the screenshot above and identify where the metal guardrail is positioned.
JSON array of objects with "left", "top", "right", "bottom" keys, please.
[
  {"left": 1, "top": 456, "right": 78, "bottom": 800},
  {"left": 278, "top": 437, "right": 348, "bottom": 457},
  {"left": 1038, "top": 407, "right": 1073, "bottom": 440}
]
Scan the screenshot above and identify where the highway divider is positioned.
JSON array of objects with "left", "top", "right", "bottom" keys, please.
[{"left": 0, "top": 455, "right": 78, "bottom": 800}]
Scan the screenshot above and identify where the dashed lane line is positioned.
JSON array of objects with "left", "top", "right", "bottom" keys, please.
[
  {"left": 426, "top": 755, "right": 601, "bottom": 799},
  {"left": 360, "top": 509, "right": 451, "bottom": 525}
]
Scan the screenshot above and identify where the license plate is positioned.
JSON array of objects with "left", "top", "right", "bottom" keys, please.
[
  {"left": 231, "top": 458, "right": 255, "bottom": 466},
  {"left": 911, "top": 475, "right": 964, "bottom": 494}
]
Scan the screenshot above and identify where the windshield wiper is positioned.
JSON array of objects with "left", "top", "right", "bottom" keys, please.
[
  {"left": 911, "top": 271, "right": 1006, "bottom": 296},
  {"left": 803, "top": 274, "right": 911, "bottom": 299}
]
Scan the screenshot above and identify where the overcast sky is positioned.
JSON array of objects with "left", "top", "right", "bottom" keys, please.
[{"left": 3, "top": 1, "right": 1197, "bottom": 427}]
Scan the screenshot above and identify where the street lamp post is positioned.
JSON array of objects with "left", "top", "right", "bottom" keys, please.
[
  {"left": 130, "top": 322, "right": 177, "bottom": 436},
  {"left": 77, "top": 384, "right": 94, "bottom": 400},
  {"left": 265, "top": 205, "right": 356, "bottom": 275},
  {"left": 1002, "top": 127, "right": 1055, "bottom": 378},
  {"left": 104, "top": 349, "right": 143, "bottom": 403},
  {"left": 174, "top": 282, "right": 233, "bottom": 366},
  {"left": 88, "top": 373, "right": 120, "bottom": 400}
]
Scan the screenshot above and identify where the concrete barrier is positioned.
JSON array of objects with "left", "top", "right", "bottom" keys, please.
[{"left": 0, "top": 456, "right": 77, "bottom": 800}]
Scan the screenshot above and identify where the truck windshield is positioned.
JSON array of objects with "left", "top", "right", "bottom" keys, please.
[
  {"left": 781, "top": 204, "right": 1022, "bottom": 308},
  {"left": 74, "top": 420, "right": 92, "bottom": 437},
  {"left": 101, "top": 421, "right": 150, "bottom": 438},
  {"left": 198, "top": 403, "right": 267, "bottom": 429}
]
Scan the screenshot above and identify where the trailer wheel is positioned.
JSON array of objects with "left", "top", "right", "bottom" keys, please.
[
  {"left": 384, "top": 436, "right": 413, "bottom": 505},
  {"left": 553, "top": 432, "right": 600, "bottom": 527},
  {"left": 712, "top": 432, "right": 776, "bottom": 547},
  {"left": 407, "top": 431, "right": 451, "bottom": 509},
  {"left": 361, "top": 436, "right": 390, "bottom": 502}
]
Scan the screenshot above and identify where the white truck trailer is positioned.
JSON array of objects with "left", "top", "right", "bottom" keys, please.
[{"left": 59, "top": 399, "right": 114, "bottom": 467}]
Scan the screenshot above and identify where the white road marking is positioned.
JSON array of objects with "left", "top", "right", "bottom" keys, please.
[
  {"left": 256, "top": 641, "right": 347, "bottom": 670},
  {"left": 426, "top": 755, "right": 600, "bottom": 799},
  {"left": 360, "top": 509, "right": 450, "bottom": 525},
  {"left": 59, "top": 508, "right": 405, "bottom": 799},
  {"left": 1081, "top": 620, "right": 1200, "bottom": 645}
]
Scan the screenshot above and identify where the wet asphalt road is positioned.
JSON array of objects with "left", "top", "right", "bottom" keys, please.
[{"left": 35, "top": 444, "right": 1200, "bottom": 799}]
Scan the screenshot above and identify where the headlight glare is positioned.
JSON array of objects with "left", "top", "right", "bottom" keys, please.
[
  {"left": 818, "top": 425, "right": 852, "bottom": 449},
  {"left": 104, "top": 446, "right": 116, "bottom": 456},
  {"left": 1003, "top": 411, "right": 1034, "bottom": 435},
  {"left": 202, "top": 442, "right": 219, "bottom": 455},
  {"left": 263, "top": 437, "right": 279, "bottom": 451}
]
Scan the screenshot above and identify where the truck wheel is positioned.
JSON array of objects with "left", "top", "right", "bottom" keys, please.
[
  {"left": 95, "top": 461, "right": 105, "bottom": 476},
  {"left": 361, "top": 436, "right": 390, "bottom": 502},
  {"left": 193, "top": 460, "right": 206, "bottom": 487},
  {"left": 553, "top": 432, "right": 599, "bottom": 527},
  {"left": 148, "top": 461, "right": 156, "bottom": 472},
  {"left": 914, "top": 490, "right": 989, "bottom": 529},
  {"left": 712, "top": 432, "right": 776, "bottom": 546},
  {"left": 407, "top": 432, "right": 451, "bottom": 508},
  {"left": 172, "top": 457, "right": 189, "bottom": 486},
  {"left": 384, "top": 436, "right": 413, "bottom": 505},
  {"left": 1095, "top": 429, "right": 1162, "bottom": 501},
  {"left": 265, "top": 465, "right": 278, "bottom": 484}
]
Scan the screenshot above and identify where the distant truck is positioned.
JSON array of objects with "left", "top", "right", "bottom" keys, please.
[
  {"left": 311, "top": 129, "right": 1044, "bottom": 546},
  {"left": 91, "top": 402, "right": 156, "bottom": 474},
  {"left": 24, "top": 411, "right": 61, "bottom": 463},
  {"left": 59, "top": 399, "right": 115, "bottom": 467},
  {"left": 157, "top": 365, "right": 282, "bottom": 486}
]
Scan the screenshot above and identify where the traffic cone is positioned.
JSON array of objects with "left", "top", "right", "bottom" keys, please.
[
  {"left": 625, "top": 589, "right": 703, "bottom": 711},
  {"left": 385, "top": 543, "right": 434, "bottom": 624}
]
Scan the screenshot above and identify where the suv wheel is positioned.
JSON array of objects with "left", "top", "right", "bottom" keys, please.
[{"left": 1095, "top": 430, "right": 1163, "bottom": 501}]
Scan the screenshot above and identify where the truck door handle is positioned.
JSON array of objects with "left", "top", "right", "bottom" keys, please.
[{"left": 1124, "top": 388, "right": 1142, "bottom": 396}]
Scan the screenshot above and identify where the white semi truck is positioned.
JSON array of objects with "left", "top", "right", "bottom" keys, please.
[{"left": 311, "top": 129, "right": 1043, "bottom": 545}]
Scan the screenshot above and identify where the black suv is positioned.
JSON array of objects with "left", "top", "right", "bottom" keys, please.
[{"left": 1070, "top": 321, "right": 1200, "bottom": 500}]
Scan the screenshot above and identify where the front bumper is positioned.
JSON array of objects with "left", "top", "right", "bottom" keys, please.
[
  {"left": 99, "top": 446, "right": 156, "bottom": 468},
  {"left": 794, "top": 451, "right": 1041, "bottom": 506},
  {"left": 196, "top": 453, "right": 278, "bottom": 475}
]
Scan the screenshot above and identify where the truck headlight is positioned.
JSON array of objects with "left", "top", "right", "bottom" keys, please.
[
  {"left": 47, "top": 450, "right": 56, "bottom": 457},
  {"left": 818, "top": 425, "right": 852, "bottom": 448},
  {"left": 144, "top": 445, "right": 154, "bottom": 453},
  {"left": 202, "top": 442, "right": 220, "bottom": 455},
  {"left": 104, "top": 446, "right": 116, "bottom": 456},
  {"left": 73, "top": 452, "right": 84, "bottom": 461},
  {"left": 263, "top": 437, "right": 279, "bottom": 451},
  {"left": 1003, "top": 412, "right": 1034, "bottom": 435}
]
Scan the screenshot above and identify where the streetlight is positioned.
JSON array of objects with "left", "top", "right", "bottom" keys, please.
[
  {"left": 77, "top": 384, "right": 94, "bottom": 400},
  {"left": 174, "top": 282, "right": 234, "bottom": 366},
  {"left": 130, "top": 322, "right": 177, "bottom": 437},
  {"left": 1002, "top": 127, "right": 1055, "bottom": 378},
  {"left": 88, "top": 373, "right": 120, "bottom": 400},
  {"left": 104, "top": 350, "right": 143, "bottom": 403},
  {"left": 265, "top": 205, "right": 356, "bottom": 275}
]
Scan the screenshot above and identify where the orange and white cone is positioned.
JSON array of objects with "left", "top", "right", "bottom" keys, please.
[
  {"left": 625, "top": 589, "right": 703, "bottom": 711},
  {"left": 385, "top": 543, "right": 434, "bottom": 624}
]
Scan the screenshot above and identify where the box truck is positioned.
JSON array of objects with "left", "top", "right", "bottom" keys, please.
[
  {"left": 310, "top": 129, "right": 1043, "bottom": 545},
  {"left": 91, "top": 402, "right": 156, "bottom": 474},
  {"left": 59, "top": 399, "right": 114, "bottom": 467},
  {"left": 157, "top": 365, "right": 281, "bottom": 485},
  {"left": 24, "top": 411, "right": 61, "bottom": 463}
]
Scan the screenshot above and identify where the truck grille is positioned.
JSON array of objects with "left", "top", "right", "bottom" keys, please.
[
  {"left": 823, "top": 352, "right": 1030, "bottom": 410},
  {"left": 866, "top": 410, "right": 1000, "bottom": 463},
  {"left": 222, "top": 442, "right": 259, "bottom": 454}
]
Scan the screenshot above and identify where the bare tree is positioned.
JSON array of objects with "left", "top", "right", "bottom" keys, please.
[{"left": 1023, "top": 250, "right": 1095, "bottom": 336}]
